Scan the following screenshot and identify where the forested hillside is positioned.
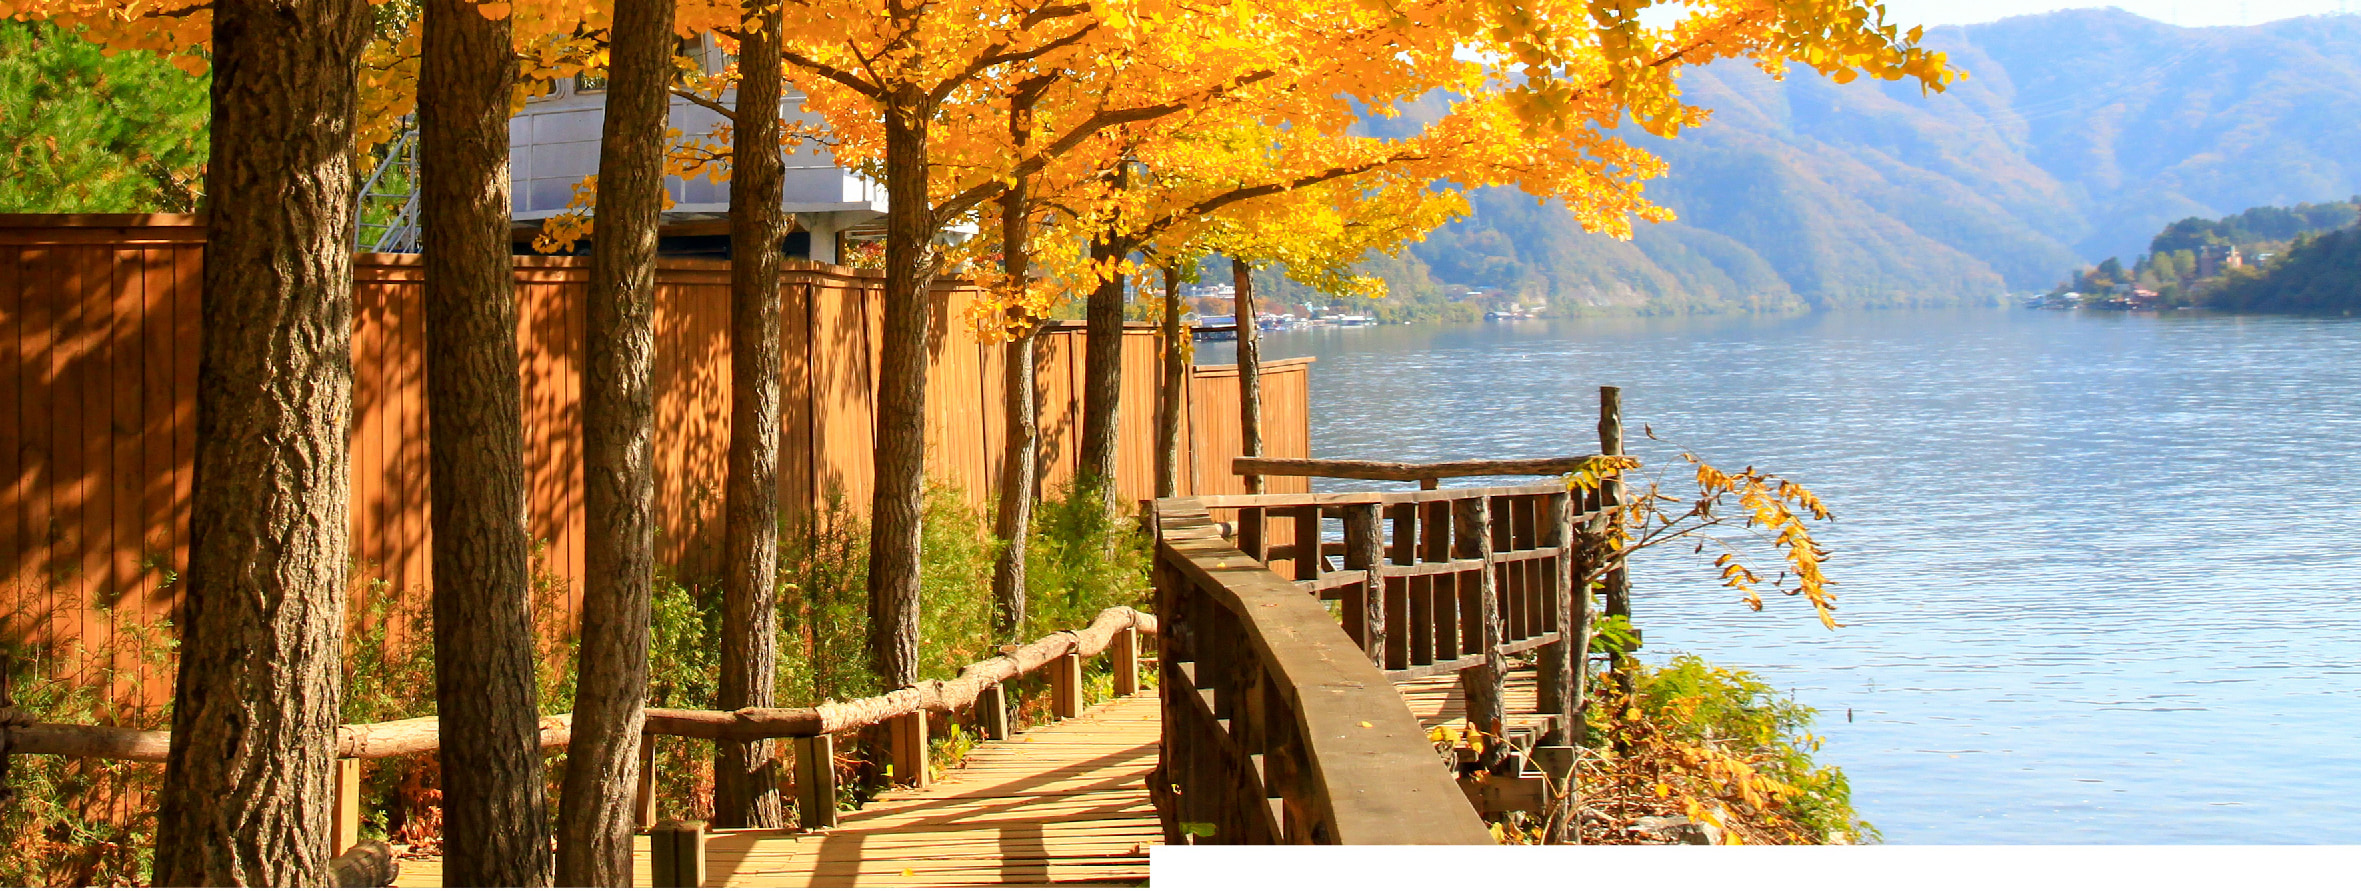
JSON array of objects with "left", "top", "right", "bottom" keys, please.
[{"left": 1365, "top": 9, "right": 2361, "bottom": 313}]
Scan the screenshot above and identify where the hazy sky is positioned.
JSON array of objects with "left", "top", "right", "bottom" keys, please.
[{"left": 1881, "top": 0, "right": 2355, "bottom": 28}]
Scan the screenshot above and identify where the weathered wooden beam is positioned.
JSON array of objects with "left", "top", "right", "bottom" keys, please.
[
  {"left": 1537, "top": 491, "right": 1577, "bottom": 747},
  {"left": 328, "top": 840, "right": 398, "bottom": 887},
  {"left": 332, "top": 758, "right": 363, "bottom": 856},
  {"left": 1113, "top": 627, "right": 1139, "bottom": 697},
  {"left": 635, "top": 733, "right": 658, "bottom": 830},
  {"left": 6, "top": 609, "right": 1160, "bottom": 763},
  {"left": 1235, "top": 455, "right": 1607, "bottom": 483},
  {"left": 1050, "top": 652, "right": 1084, "bottom": 719},
  {"left": 649, "top": 819, "right": 707, "bottom": 887},
  {"left": 887, "top": 711, "right": 929, "bottom": 788},
  {"left": 1455, "top": 497, "right": 1507, "bottom": 772},
  {"left": 1343, "top": 502, "right": 1385, "bottom": 666},
  {"left": 792, "top": 734, "right": 838, "bottom": 830},
  {"left": 978, "top": 684, "right": 1011, "bottom": 740}
]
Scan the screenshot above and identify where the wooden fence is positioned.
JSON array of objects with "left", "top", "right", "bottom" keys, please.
[{"left": 0, "top": 215, "right": 1308, "bottom": 689}]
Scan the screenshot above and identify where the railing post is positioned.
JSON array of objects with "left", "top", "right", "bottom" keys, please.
[
  {"left": 650, "top": 819, "right": 707, "bottom": 887},
  {"left": 1052, "top": 651, "right": 1085, "bottom": 718},
  {"left": 888, "top": 710, "right": 929, "bottom": 788},
  {"left": 1113, "top": 625, "right": 1140, "bottom": 697},
  {"left": 793, "top": 735, "right": 839, "bottom": 830},
  {"left": 1343, "top": 502, "right": 1385, "bottom": 666},
  {"left": 1537, "top": 491, "right": 1578, "bottom": 747},
  {"left": 1454, "top": 496, "right": 1506, "bottom": 770},
  {"left": 635, "top": 733, "right": 658, "bottom": 831},
  {"left": 332, "top": 758, "right": 362, "bottom": 856},
  {"left": 979, "top": 683, "right": 1012, "bottom": 740}
]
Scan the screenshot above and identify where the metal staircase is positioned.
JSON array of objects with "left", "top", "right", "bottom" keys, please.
[{"left": 354, "top": 122, "right": 422, "bottom": 254}]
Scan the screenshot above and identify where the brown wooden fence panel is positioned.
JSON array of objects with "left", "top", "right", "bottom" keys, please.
[{"left": 0, "top": 217, "right": 1312, "bottom": 697}]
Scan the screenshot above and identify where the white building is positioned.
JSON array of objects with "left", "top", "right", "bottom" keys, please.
[{"left": 505, "top": 37, "right": 886, "bottom": 263}]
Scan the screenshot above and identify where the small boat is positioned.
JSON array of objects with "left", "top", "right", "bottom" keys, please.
[{"left": 1193, "top": 315, "right": 1237, "bottom": 341}]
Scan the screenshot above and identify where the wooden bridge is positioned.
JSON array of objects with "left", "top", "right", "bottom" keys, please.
[{"left": 4, "top": 452, "right": 1625, "bottom": 883}]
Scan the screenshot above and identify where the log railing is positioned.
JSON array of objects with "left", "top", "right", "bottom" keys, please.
[
  {"left": 1148, "top": 498, "right": 1494, "bottom": 845},
  {"left": 0, "top": 606, "right": 1155, "bottom": 851}
]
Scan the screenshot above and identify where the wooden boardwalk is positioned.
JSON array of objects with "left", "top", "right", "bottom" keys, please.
[{"left": 391, "top": 694, "right": 1159, "bottom": 888}]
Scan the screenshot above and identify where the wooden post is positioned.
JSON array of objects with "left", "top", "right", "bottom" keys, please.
[
  {"left": 1537, "top": 491, "right": 1577, "bottom": 747},
  {"left": 793, "top": 735, "right": 838, "bottom": 830},
  {"left": 332, "top": 758, "right": 362, "bottom": 856},
  {"left": 1342, "top": 502, "right": 1385, "bottom": 666},
  {"left": 1532, "top": 746, "right": 1579, "bottom": 845},
  {"left": 1454, "top": 497, "right": 1506, "bottom": 770},
  {"left": 1113, "top": 626, "right": 1140, "bottom": 697},
  {"left": 1051, "top": 651, "right": 1084, "bottom": 719},
  {"left": 979, "top": 683, "right": 1012, "bottom": 740},
  {"left": 650, "top": 819, "right": 707, "bottom": 887},
  {"left": 634, "top": 734, "right": 658, "bottom": 831},
  {"left": 888, "top": 710, "right": 929, "bottom": 788}
]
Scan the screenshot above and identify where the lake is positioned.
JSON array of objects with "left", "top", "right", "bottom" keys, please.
[{"left": 1197, "top": 308, "right": 2361, "bottom": 844}]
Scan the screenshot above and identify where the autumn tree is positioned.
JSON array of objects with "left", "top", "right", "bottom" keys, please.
[
  {"left": 714, "top": 4, "right": 792, "bottom": 829},
  {"left": 556, "top": 0, "right": 674, "bottom": 881},
  {"left": 417, "top": 0, "right": 551, "bottom": 883},
  {"left": 0, "top": 0, "right": 382, "bottom": 881}
]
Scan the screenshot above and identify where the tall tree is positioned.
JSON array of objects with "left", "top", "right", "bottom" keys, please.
[
  {"left": 1076, "top": 165, "right": 1129, "bottom": 506},
  {"left": 150, "top": 0, "right": 370, "bottom": 883},
  {"left": 418, "top": 0, "right": 551, "bottom": 883},
  {"left": 556, "top": 0, "right": 673, "bottom": 882},
  {"left": 1230, "top": 257, "right": 1263, "bottom": 494},
  {"left": 988, "top": 79, "right": 1052, "bottom": 643},
  {"left": 1154, "top": 262, "right": 1185, "bottom": 498},
  {"left": 716, "top": 1, "right": 790, "bottom": 829}
]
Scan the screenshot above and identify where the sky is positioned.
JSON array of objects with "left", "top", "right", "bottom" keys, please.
[{"left": 1880, "top": 0, "right": 2356, "bottom": 28}]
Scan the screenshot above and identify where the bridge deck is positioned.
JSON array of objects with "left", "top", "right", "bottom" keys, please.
[{"left": 391, "top": 694, "right": 1159, "bottom": 888}]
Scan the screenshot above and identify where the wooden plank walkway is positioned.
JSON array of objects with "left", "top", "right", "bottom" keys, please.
[
  {"left": 1394, "top": 662, "right": 1554, "bottom": 741},
  {"left": 391, "top": 694, "right": 1159, "bottom": 888}
]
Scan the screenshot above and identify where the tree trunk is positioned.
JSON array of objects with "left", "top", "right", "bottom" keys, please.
[
  {"left": 1232, "top": 258, "right": 1264, "bottom": 494},
  {"left": 990, "top": 86, "right": 1042, "bottom": 645},
  {"left": 1078, "top": 232, "right": 1126, "bottom": 507},
  {"left": 418, "top": 0, "right": 550, "bottom": 883},
  {"left": 867, "top": 98, "right": 937, "bottom": 695},
  {"left": 1154, "top": 265, "right": 1184, "bottom": 499},
  {"left": 556, "top": 3, "right": 671, "bottom": 883},
  {"left": 152, "top": 0, "right": 367, "bottom": 884},
  {"left": 991, "top": 332, "right": 1037, "bottom": 641},
  {"left": 715, "top": 0, "right": 788, "bottom": 831}
]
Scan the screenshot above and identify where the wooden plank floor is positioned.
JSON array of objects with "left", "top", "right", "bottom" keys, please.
[
  {"left": 391, "top": 694, "right": 1159, "bottom": 888},
  {"left": 1392, "top": 662, "right": 1556, "bottom": 740}
]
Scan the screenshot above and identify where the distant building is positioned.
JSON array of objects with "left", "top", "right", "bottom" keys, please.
[{"left": 504, "top": 35, "right": 887, "bottom": 262}]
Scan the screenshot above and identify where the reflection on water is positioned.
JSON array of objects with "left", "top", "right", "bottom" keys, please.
[{"left": 1200, "top": 309, "right": 2361, "bottom": 844}]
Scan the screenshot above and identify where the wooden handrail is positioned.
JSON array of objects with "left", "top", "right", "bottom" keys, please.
[
  {"left": 1151, "top": 498, "right": 1493, "bottom": 845},
  {"left": 0, "top": 606, "right": 1157, "bottom": 761},
  {"left": 1234, "top": 455, "right": 1605, "bottom": 482}
]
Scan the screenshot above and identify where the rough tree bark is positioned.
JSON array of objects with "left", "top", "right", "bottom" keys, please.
[
  {"left": 868, "top": 97, "right": 938, "bottom": 696},
  {"left": 715, "top": 0, "right": 788, "bottom": 830},
  {"left": 556, "top": 3, "right": 671, "bottom": 883},
  {"left": 151, "top": 1, "right": 367, "bottom": 885},
  {"left": 1077, "top": 230, "right": 1128, "bottom": 507},
  {"left": 1154, "top": 265, "right": 1184, "bottom": 499},
  {"left": 989, "top": 90, "right": 1042, "bottom": 643},
  {"left": 1232, "top": 257, "right": 1264, "bottom": 494},
  {"left": 418, "top": 0, "right": 550, "bottom": 883}
]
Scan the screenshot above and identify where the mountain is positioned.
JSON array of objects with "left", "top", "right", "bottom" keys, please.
[{"left": 1378, "top": 9, "right": 2361, "bottom": 312}]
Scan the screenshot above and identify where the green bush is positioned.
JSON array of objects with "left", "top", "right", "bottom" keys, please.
[
  {"left": 1625, "top": 654, "right": 1873, "bottom": 843},
  {"left": 0, "top": 608, "right": 174, "bottom": 887},
  {"left": 1021, "top": 483, "right": 1152, "bottom": 639}
]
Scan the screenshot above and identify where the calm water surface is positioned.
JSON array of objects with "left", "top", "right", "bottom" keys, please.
[{"left": 1199, "top": 309, "right": 2361, "bottom": 844}]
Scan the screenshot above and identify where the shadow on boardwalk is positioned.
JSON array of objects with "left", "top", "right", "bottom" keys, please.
[{"left": 392, "top": 694, "right": 1159, "bottom": 888}]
